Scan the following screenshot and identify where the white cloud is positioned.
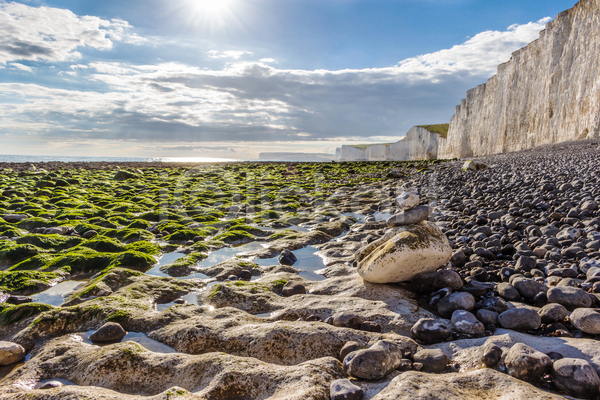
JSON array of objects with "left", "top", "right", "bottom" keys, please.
[
  {"left": 397, "top": 18, "right": 551, "bottom": 79},
  {"left": 206, "top": 50, "right": 253, "bottom": 59},
  {"left": 8, "top": 62, "right": 33, "bottom": 72},
  {"left": 0, "top": 2, "right": 145, "bottom": 65},
  {"left": 0, "top": 18, "right": 552, "bottom": 157}
]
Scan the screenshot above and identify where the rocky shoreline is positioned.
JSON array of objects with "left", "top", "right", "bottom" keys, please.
[{"left": 0, "top": 139, "right": 599, "bottom": 399}]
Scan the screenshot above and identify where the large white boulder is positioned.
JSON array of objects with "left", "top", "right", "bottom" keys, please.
[{"left": 355, "top": 221, "right": 452, "bottom": 283}]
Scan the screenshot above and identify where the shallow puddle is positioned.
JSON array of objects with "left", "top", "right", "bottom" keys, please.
[
  {"left": 146, "top": 242, "right": 266, "bottom": 280},
  {"left": 155, "top": 291, "right": 201, "bottom": 311},
  {"left": 0, "top": 361, "right": 24, "bottom": 380},
  {"left": 145, "top": 252, "right": 209, "bottom": 280},
  {"left": 31, "top": 280, "right": 86, "bottom": 307},
  {"left": 253, "top": 245, "right": 327, "bottom": 281},
  {"left": 80, "top": 330, "right": 177, "bottom": 353},
  {"left": 373, "top": 211, "right": 392, "bottom": 221}
]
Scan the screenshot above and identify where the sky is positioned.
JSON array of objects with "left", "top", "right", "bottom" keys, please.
[{"left": 0, "top": 0, "right": 578, "bottom": 159}]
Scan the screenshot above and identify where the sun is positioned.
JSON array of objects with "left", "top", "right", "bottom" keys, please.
[{"left": 192, "top": 0, "right": 233, "bottom": 17}]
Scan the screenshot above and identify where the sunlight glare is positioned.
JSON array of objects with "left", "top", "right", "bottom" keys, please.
[{"left": 192, "top": 0, "right": 232, "bottom": 17}]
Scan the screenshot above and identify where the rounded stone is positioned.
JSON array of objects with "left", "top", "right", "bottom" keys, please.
[
  {"left": 330, "top": 379, "right": 364, "bottom": 400},
  {"left": 570, "top": 308, "right": 600, "bottom": 334},
  {"left": 497, "top": 282, "right": 521, "bottom": 301},
  {"left": 339, "top": 341, "right": 361, "bottom": 361},
  {"left": 497, "top": 308, "right": 541, "bottom": 331},
  {"left": 481, "top": 343, "right": 502, "bottom": 367},
  {"left": 282, "top": 281, "right": 306, "bottom": 297},
  {"left": 0, "top": 341, "right": 25, "bottom": 366},
  {"left": 395, "top": 191, "right": 420, "bottom": 211},
  {"left": 411, "top": 269, "right": 463, "bottom": 293},
  {"left": 410, "top": 318, "right": 450, "bottom": 344},
  {"left": 82, "top": 230, "right": 98, "bottom": 239},
  {"left": 451, "top": 310, "right": 485, "bottom": 335},
  {"left": 238, "top": 270, "right": 252, "bottom": 281},
  {"left": 538, "top": 303, "right": 568, "bottom": 324},
  {"left": 552, "top": 358, "right": 600, "bottom": 399},
  {"left": 512, "top": 277, "right": 548, "bottom": 299},
  {"left": 413, "top": 349, "right": 448, "bottom": 373},
  {"left": 437, "top": 292, "right": 475, "bottom": 318},
  {"left": 505, "top": 343, "right": 552, "bottom": 381},
  {"left": 356, "top": 222, "right": 452, "bottom": 283},
  {"left": 332, "top": 313, "right": 363, "bottom": 329},
  {"left": 386, "top": 205, "right": 432, "bottom": 227},
  {"left": 343, "top": 340, "right": 404, "bottom": 380},
  {"left": 476, "top": 309, "right": 499, "bottom": 325},
  {"left": 547, "top": 286, "right": 592, "bottom": 310},
  {"left": 89, "top": 322, "right": 127, "bottom": 342},
  {"left": 37, "top": 380, "right": 65, "bottom": 390},
  {"left": 278, "top": 249, "right": 298, "bottom": 266}
]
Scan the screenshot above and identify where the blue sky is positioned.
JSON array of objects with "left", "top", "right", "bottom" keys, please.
[{"left": 0, "top": 0, "right": 578, "bottom": 159}]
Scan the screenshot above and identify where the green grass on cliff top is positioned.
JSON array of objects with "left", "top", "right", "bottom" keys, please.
[{"left": 418, "top": 123, "right": 449, "bottom": 138}]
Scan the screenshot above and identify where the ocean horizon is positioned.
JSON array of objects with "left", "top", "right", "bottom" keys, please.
[{"left": 0, "top": 154, "right": 241, "bottom": 163}]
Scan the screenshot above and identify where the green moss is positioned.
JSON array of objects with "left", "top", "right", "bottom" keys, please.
[
  {"left": 126, "top": 241, "right": 161, "bottom": 256},
  {"left": 213, "top": 230, "right": 254, "bottom": 244},
  {"left": 0, "top": 270, "right": 67, "bottom": 293},
  {"left": 0, "top": 243, "right": 46, "bottom": 267},
  {"left": 126, "top": 219, "right": 151, "bottom": 229},
  {"left": 105, "top": 228, "right": 154, "bottom": 243},
  {"left": 0, "top": 302, "right": 54, "bottom": 326},
  {"left": 10, "top": 249, "right": 155, "bottom": 275},
  {"left": 107, "top": 309, "right": 132, "bottom": 322},
  {"left": 15, "top": 217, "right": 49, "bottom": 230},
  {"left": 79, "top": 237, "right": 126, "bottom": 252},
  {"left": 163, "top": 229, "right": 206, "bottom": 241},
  {"left": 208, "top": 284, "right": 222, "bottom": 299},
  {"left": 159, "top": 252, "right": 207, "bottom": 274},
  {"left": 16, "top": 234, "right": 82, "bottom": 250}
]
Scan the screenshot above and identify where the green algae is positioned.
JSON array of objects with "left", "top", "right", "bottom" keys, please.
[
  {"left": 10, "top": 248, "right": 156, "bottom": 275},
  {"left": 0, "top": 302, "right": 54, "bottom": 326},
  {"left": 0, "top": 270, "right": 68, "bottom": 294}
]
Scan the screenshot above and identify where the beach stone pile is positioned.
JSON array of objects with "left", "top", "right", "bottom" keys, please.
[{"left": 354, "top": 189, "right": 452, "bottom": 283}]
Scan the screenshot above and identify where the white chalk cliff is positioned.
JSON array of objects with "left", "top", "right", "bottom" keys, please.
[
  {"left": 337, "top": 0, "right": 600, "bottom": 162},
  {"left": 336, "top": 126, "right": 443, "bottom": 161},
  {"left": 439, "top": 0, "right": 600, "bottom": 158}
]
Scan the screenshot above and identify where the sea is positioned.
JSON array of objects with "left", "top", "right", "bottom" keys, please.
[{"left": 0, "top": 155, "right": 240, "bottom": 163}]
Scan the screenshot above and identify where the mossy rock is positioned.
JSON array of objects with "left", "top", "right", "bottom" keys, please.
[
  {"left": 0, "top": 269, "right": 69, "bottom": 295},
  {"left": 16, "top": 234, "right": 83, "bottom": 251},
  {"left": 159, "top": 252, "right": 208, "bottom": 277},
  {"left": 163, "top": 229, "right": 207, "bottom": 242},
  {"left": 16, "top": 217, "right": 49, "bottom": 231},
  {"left": 78, "top": 237, "right": 126, "bottom": 253},
  {"left": 10, "top": 249, "right": 156, "bottom": 275},
  {"left": 0, "top": 243, "right": 46, "bottom": 267},
  {"left": 213, "top": 230, "right": 255, "bottom": 245},
  {"left": 126, "top": 220, "right": 151, "bottom": 229},
  {"left": 0, "top": 302, "right": 54, "bottom": 326}
]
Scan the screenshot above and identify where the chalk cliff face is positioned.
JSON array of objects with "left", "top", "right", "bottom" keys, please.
[
  {"left": 439, "top": 0, "right": 600, "bottom": 159},
  {"left": 367, "top": 127, "right": 441, "bottom": 161},
  {"left": 337, "top": 145, "right": 368, "bottom": 161}
]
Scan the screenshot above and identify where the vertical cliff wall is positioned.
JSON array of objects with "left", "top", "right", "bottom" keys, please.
[{"left": 439, "top": 0, "right": 600, "bottom": 159}]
